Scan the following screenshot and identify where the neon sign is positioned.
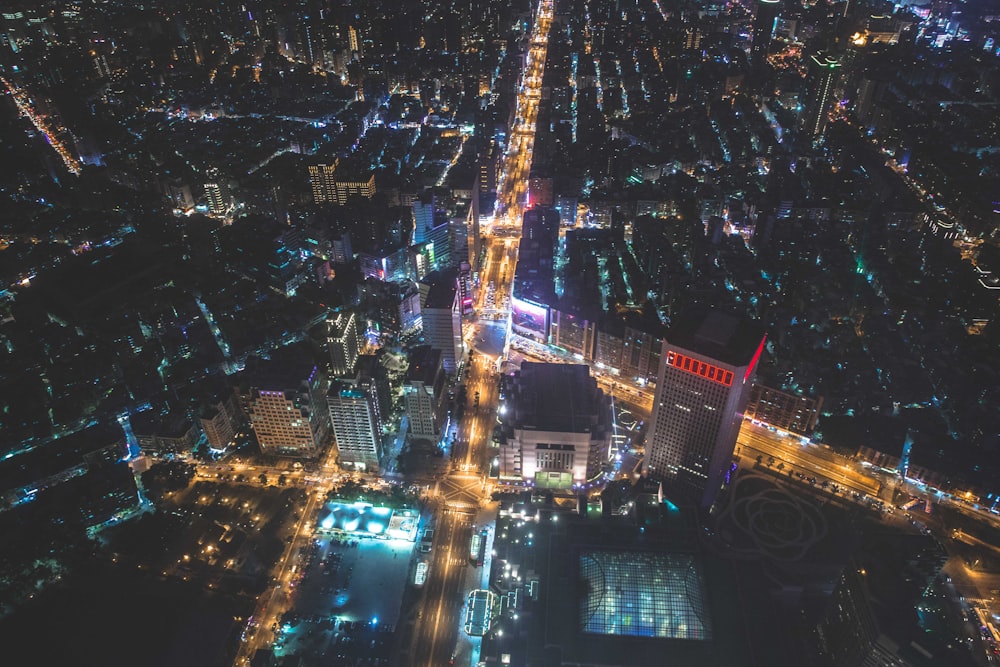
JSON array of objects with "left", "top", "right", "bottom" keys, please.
[
  {"left": 666, "top": 351, "right": 734, "bottom": 386},
  {"left": 744, "top": 336, "right": 766, "bottom": 382}
]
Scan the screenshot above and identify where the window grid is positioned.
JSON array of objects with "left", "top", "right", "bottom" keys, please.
[{"left": 579, "top": 550, "right": 713, "bottom": 640}]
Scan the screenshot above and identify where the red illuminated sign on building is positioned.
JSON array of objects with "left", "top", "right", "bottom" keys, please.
[
  {"left": 744, "top": 336, "right": 766, "bottom": 382},
  {"left": 666, "top": 351, "right": 734, "bottom": 386}
]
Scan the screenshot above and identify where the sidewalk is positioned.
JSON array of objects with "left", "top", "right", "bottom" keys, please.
[{"left": 453, "top": 502, "right": 499, "bottom": 667}]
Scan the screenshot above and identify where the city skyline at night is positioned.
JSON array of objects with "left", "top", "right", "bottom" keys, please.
[{"left": 0, "top": 0, "right": 999, "bottom": 666}]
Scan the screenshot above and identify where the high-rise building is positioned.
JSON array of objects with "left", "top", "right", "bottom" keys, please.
[
  {"left": 308, "top": 161, "right": 338, "bottom": 203},
  {"left": 518, "top": 207, "right": 560, "bottom": 271},
  {"left": 404, "top": 345, "right": 445, "bottom": 440},
  {"left": 332, "top": 172, "right": 376, "bottom": 204},
  {"left": 750, "top": 0, "right": 781, "bottom": 65},
  {"left": 356, "top": 353, "right": 392, "bottom": 421},
  {"left": 164, "top": 176, "right": 195, "bottom": 210},
  {"left": 327, "top": 376, "right": 383, "bottom": 472},
  {"left": 554, "top": 194, "right": 578, "bottom": 225},
  {"left": 549, "top": 307, "right": 598, "bottom": 359},
  {"left": 309, "top": 160, "right": 375, "bottom": 204},
  {"left": 243, "top": 351, "right": 330, "bottom": 459},
  {"left": 646, "top": 310, "right": 766, "bottom": 508},
  {"left": 419, "top": 270, "right": 464, "bottom": 374},
  {"left": 528, "top": 173, "right": 553, "bottom": 207},
  {"left": 447, "top": 219, "right": 469, "bottom": 269},
  {"left": 497, "top": 362, "right": 612, "bottom": 488},
  {"left": 684, "top": 25, "right": 703, "bottom": 52},
  {"left": 200, "top": 389, "right": 243, "bottom": 450},
  {"left": 327, "top": 311, "right": 360, "bottom": 377},
  {"left": 813, "top": 562, "right": 879, "bottom": 667},
  {"left": 422, "top": 218, "right": 453, "bottom": 271},
  {"left": 348, "top": 25, "right": 361, "bottom": 56},
  {"left": 477, "top": 137, "right": 500, "bottom": 194},
  {"left": 470, "top": 188, "right": 482, "bottom": 270},
  {"left": 457, "top": 261, "right": 474, "bottom": 314},
  {"left": 204, "top": 167, "right": 231, "bottom": 216},
  {"left": 854, "top": 71, "right": 891, "bottom": 132},
  {"left": 413, "top": 193, "right": 438, "bottom": 244},
  {"left": 801, "top": 52, "right": 843, "bottom": 138}
]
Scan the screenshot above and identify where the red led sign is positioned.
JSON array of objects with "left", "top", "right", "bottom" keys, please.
[
  {"left": 666, "top": 351, "right": 734, "bottom": 386},
  {"left": 744, "top": 336, "right": 766, "bottom": 383}
]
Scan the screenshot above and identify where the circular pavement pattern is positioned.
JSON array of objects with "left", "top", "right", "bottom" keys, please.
[{"left": 715, "top": 473, "right": 829, "bottom": 562}]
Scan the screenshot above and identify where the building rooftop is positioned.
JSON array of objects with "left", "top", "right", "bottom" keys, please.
[
  {"left": 421, "top": 270, "right": 459, "bottom": 309},
  {"left": 132, "top": 412, "right": 193, "bottom": 439},
  {"left": 243, "top": 343, "right": 321, "bottom": 391},
  {"left": 328, "top": 377, "right": 367, "bottom": 401},
  {"left": 405, "top": 345, "right": 442, "bottom": 385},
  {"left": 355, "top": 353, "right": 384, "bottom": 380},
  {"left": 509, "top": 362, "right": 605, "bottom": 433},
  {"left": 424, "top": 281, "right": 457, "bottom": 309},
  {"left": 580, "top": 549, "right": 712, "bottom": 640},
  {"left": 0, "top": 423, "right": 123, "bottom": 494},
  {"left": 494, "top": 507, "right": 750, "bottom": 667},
  {"left": 667, "top": 309, "right": 766, "bottom": 368}
]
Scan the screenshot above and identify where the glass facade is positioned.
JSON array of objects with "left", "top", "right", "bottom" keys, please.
[{"left": 579, "top": 550, "right": 713, "bottom": 640}]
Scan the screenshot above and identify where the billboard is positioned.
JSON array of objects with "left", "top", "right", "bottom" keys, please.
[
  {"left": 511, "top": 295, "right": 548, "bottom": 338},
  {"left": 534, "top": 471, "right": 572, "bottom": 489}
]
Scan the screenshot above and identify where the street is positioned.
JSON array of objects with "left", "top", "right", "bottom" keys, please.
[
  {"left": 232, "top": 445, "right": 342, "bottom": 665},
  {"left": 405, "top": 2, "right": 554, "bottom": 665},
  {"left": 736, "top": 421, "right": 882, "bottom": 498}
]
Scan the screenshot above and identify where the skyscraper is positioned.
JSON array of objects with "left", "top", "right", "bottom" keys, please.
[
  {"left": 203, "top": 167, "right": 230, "bottom": 217},
  {"left": 404, "top": 345, "right": 445, "bottom": 440},
  {"left": 327, "top": 311, "right": 360, "bottom": 377},
  {"left": 199, "top": 388, "right": 242, "bottom": 451},
  {"left": 327, "top": 376, "right": 383, "bottom": 473},
  {"left": 646, "top": 310, "right": 766, "bottom": 508},
  {"left": 419, "top": 271, "right": 464, "bottom": 374},
  {"left": 801, "top": 52, "right": 843, "bottom": 138},
  {"left": 356, "top": 353, "right": 392, "bottom": 422},
  {"left": 750, "top": 0, "right": 781, "bottom": 66}
]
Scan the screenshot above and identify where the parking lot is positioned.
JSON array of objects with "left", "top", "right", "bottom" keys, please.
[{"left": 271, "top": 527, "right": 418, "bottom": 664}]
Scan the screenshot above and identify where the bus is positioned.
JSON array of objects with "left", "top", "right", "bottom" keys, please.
[
  {"left": 414, "top": 561, "right": 428, "bottom": 587},
  {"left": 469, "top": 528, "right": 487, "bottom": 566}
]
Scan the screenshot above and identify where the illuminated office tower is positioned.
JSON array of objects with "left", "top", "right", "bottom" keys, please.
[
  {"left": 309, "top": 162, "right": 339, "bottom": 203},
  {"left": 646, "top": 310, "right": 766, "bottom": 508},
  {"left": 327, "top": 311, "right": 360, "bottom": 377},
  {"left": 309, "top": 157, "right": 376, "bottom": 205},
  {"left": 204, "top": 167, "right": 231, "bottom": 216}
]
